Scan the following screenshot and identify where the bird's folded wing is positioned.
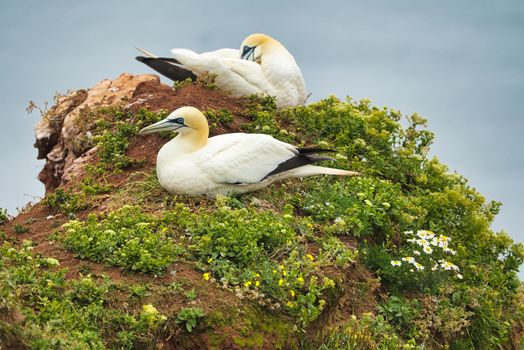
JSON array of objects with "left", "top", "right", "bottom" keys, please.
[
  {"left": 171, "top": 49, "right": 271, "bottom": 93},
  {"left": 194, "top": 134, "right": 297, "bottom": 184},
  {"left": 202, "top": 48, "right": 239, "bottom": 59}
]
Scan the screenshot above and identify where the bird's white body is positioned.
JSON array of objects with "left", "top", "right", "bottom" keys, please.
[
  {"left": 139, "top": 107, "right": 357, "bottom": 197},
  {"left": 156, "top": 133, "right": 343, "bottom": 197},
  {"left": 169, "top": 37, "right": 307, "bottom": 109}
]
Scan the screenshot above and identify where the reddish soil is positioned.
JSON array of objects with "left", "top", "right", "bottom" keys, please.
[{"left": 127, "top": 80, "right": 251, "bottom": 136}]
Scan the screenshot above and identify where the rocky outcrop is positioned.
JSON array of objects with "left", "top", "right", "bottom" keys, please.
[
  {"left": 34, "top": 73, "right": 249, "bottom": 193},
  {"left": 34, "top": 73, "right": 159, "bottom": 192}
]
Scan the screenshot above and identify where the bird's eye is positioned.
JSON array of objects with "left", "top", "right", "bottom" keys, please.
[{"left": 174, "top": 117, "right": 184, "bottom": 124}]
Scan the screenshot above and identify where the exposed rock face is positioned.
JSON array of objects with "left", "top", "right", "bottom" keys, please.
[
  {"left": 34, "top": 73, "right": 249, "bottom": 194},
  {"left": 34, "top": 73, "right": 159, "bottom": 192}
]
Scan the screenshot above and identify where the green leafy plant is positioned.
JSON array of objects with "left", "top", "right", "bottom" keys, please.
[
  {"left": 0, "top": 208, "right": 9, "bottom": 225},
  {"left": 59, "top": 205, "right": 182, "bottom": 275},
  {"left": 377, "top": 296, "right": 419, "bottom": 332},
  {"left": 42, "top": 188, "right": 88, "bottom": 216},
  {"left": 12, "top": 224, "right": 29, "bottom": 234},
  {"left": 175, "top": 307, "right": 204, "bottom": 332}
]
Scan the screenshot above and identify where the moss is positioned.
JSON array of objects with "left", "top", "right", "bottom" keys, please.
[{"left": 205, "top": 305, "right": 298, "bottom": 349}]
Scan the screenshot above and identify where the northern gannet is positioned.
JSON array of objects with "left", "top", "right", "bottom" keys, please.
[
  {"left": 135, "top": 34, "right": 307, "bottom": 109},
  {"left": 138, "top": 107, "right": 358, "bottom": 196}
]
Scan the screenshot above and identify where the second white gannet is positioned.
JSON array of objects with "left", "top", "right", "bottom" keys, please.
[
  {"left": 138, "top": 107, "right": 358, "bottom": 197},
  {"left": 136, "top": 33, "right": 307, "bottom": 109}
]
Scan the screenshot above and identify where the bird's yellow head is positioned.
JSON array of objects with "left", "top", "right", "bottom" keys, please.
[
  {"left": 240, "top": 33, "right": 284, "bottom": 63},
  {"left": 139, "top": 106, "right": 208, "bottom": 137}
]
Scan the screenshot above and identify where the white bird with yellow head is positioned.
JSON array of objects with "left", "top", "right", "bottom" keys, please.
[
  {"left": 136, "top": 33, "right": 307, "bottom": 109},
  {"left": 139, "top": 106, "right": 358, "bottom": 197}
]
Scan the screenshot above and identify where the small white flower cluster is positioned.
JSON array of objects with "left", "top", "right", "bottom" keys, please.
[{"left": 390, "top": 230, "right": 463, "bottom": 279}]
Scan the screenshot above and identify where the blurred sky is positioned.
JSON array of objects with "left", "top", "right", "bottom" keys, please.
[{"left": 0, "top": 1, "right": 523, "bottom": 262}]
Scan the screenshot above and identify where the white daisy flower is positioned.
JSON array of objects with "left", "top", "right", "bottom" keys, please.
[
  {"left": 417, "top": 230, "right": 429, "bottom": 239},
  {"left": 390, "top": 260, "right": 402, "bottom": 267},
  {"left": 416, "top": 239, "right": 429, "bottom": 247},
  {"left": 413, "top": 250, "right": 421, "bottom": 256},
  {"left": 414, "top": 262, "right": 425, "bottom": 270},
  {"left": 402, "top": 257, "right": 415, "bottom": 264},
  {"left": 440, "top": 260, "right": 459, "bottom": 271},
  {"left": 423, "top": 245, "right": 433, "bottom": 254}
]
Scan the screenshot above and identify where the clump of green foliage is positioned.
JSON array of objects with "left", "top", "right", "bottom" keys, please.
[
  {"left": 91, "top": 108, "right": 169, "bottom": 172},
  {"left": 58, "top": 198, "right": 357, "bottom": 326},
  {"left": 197, "top": 72, "right": 218, "bottom": 90},
  {"left": 318, "top": 314, "right": 415, "bottom": 350},
  {"left": 42, "top": 188, "right": 88, "bottom": 217},
  {"left": 205, "top": 108, "right": 234, "bottom": 130},
  {"left": 176, "top": 307, "right": 205, "bottom": 332},
  {"left": 0, "top": 208, "right": 9, "bottom": 225},
  {"left": 60, "top": 205, "right": 183, "bottom": 275},
  {"left": 173, "top": 77, "right": 193, "bottom": 90},
  {"left": 74, "top": 107, "right": 169, "bottom": 174},
  {"left": 0, "top": 241, "right": 168, "bottom": 348},
  {"left": 12, "top": 224, "right": 29, "bottom": 234}
]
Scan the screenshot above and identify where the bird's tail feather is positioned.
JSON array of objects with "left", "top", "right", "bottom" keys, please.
[
  {"left": 275, "top": 164, "right": 360, "bottom": 179},
  {"left": 135, "top": 56, "right": 197, "bottom": 81},
  {"left": 312, "top": 166, "right": 360, "bottom": 176},
  {"left": 135, "top": 47, "right": 158, "bottom": 58}
]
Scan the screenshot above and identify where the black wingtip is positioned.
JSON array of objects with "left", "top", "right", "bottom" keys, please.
[
  {"left": 264, "top": 154, "right": 334, "bottom": 180},
  {"left": 135, "top": 56, "right": 197, "bottom": 81}
]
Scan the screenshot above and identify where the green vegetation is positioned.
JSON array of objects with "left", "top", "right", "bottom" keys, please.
[
  {"left": 2, "top": 91, "right": 523, "bottom": 348},
  {"left": 42, "top": 188, "right": 89, "bottom": 217},
  {"left": 90, "top": 108, "right": 169, "bottom": 172},
  {"left": 205, "top": 108, "right": 234, "bottom": 130},
  {"left": 0, "top": 208, "right": 9, "bottom": 224},
  {"left": 0, "top": 242, "right": 168, "bottom": 349},
  {"left": 60, "top": 206, "right": 183, "bottom": 275},
  {"left": 176, "top": 307, "right": 204, "bottom": 332},
  {"left": 12, "top": 224, "right": 29, "bottom": 234}
]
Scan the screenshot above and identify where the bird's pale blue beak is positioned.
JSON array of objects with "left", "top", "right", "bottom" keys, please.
[{"left": 139, "top": 117, "right": 184, "bottom": 135}]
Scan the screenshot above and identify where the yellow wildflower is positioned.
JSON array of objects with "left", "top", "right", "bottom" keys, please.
[
  {"left": 255, "top": 280, "right": 260, "bottom": 287},
  {"left": 202, "top": 272, "right": 210, "bottom": 281},
  {"left": 306, "top": 254, "right": 314, "bottom": 261},
  {"left": 278, "top": 279, "right": 284, "bottom": 286},
  {"left": 282, "top": 270, "right": 287, "bottom": 276},
  {"left": 207, "top": 257, "right": 213, "bottom": 263},
  {"left": 290, "top": 290, "right": 295, "bottom": 298},
  {"left": 244, "top": 281, "right": 252, "bottom": 288},
  {"left": 297, "top": 276, "right": 305, "bottom": 285}
]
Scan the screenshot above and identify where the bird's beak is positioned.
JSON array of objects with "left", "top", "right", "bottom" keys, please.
[
  {"left": 139, "top": 118, "right": 183, "bottom": 135},
  {"left": 241, "top": 45, "right": 256, "bottom": 61}
]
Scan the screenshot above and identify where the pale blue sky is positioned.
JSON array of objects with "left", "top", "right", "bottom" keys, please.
[{"left": 1, "top": 1, "right": 523, "bottom": 259}]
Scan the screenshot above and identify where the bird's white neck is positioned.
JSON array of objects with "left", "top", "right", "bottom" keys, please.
[{"left": 157, "top": 132, "right": 208, "bottom": 170}]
